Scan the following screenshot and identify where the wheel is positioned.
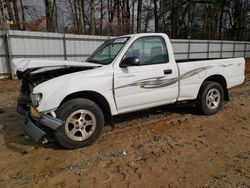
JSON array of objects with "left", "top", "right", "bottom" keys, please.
[
  {"left": 196, "top": 81, "right": 224, "bottom": 115},
  {"left": 55, "top": 98, "right": 104, "bottom": 149}
]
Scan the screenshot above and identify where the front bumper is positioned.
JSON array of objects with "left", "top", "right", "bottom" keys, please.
[
  {"left": 17, "top": 102, "right": 30, "bottom": 116},
  {"left": 23, "top": 115, "right": 47, "bottom": 143},
  {"left": 18, "top": 104, "right": 64, "bottom": 143}
]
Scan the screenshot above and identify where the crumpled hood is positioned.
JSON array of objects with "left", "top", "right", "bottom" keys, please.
[{"left": 13, "top": 58, "right": 101, "bottom": 72}]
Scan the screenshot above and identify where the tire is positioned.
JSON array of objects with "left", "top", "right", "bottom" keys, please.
[
  {"left": 196, "top": 81, "right": 224, "bottom": 115},
  {"left": 55, "top": 98, "right": 104, "bottom": 149}
]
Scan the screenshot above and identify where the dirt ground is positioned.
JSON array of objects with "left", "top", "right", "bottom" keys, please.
[{"left": 0, "top": 60, "right": 250, "bottom": 188}]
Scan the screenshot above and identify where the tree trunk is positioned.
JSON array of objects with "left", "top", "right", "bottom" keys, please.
[
  {"left": 187, "top": 0, "right": 191, "bottom": 38},
  {"left": 131, "top": 0, "right": 135, "bottom": 33},
  {"left": 100, "top": 0, "right": 103, "bottom": 34},
  {"left": 231, "top": 0, "right": 237, "bottom": 40},
  {"left": 68, "top": 0, "right": 77, "bottom": 32},
  {"left": 90, "top": 0, "right": 96, "bottom": 35},
  {"left": 0, "top": 0, "right": 4, "bottom": 27},
  {"left": 159, "top": 0, "right": 164, "bottom": 32},
  {"left": 20, "top": 0, "right": 26, "bottom": 30},
  {"left": 74, "top": 0, "right": 79, "bottom": 33},
  {"left": 218, "top": 0, "right": 226, "bottom": 40},
  {"left": 116, "top": 0, "right": 121, "bottom": 29},
  {"left": 79, "top": 0, "right": 85, "bottom": 34},
  {"left": 107, "top": 0, "right": 110, "bottom": 35},
  {"left": 122, "top": 0, "right": 125, "bottom": 32},
  {"left": 137, "top": 0, "right": 142, "bottom": 33},
  {"left": 53, "top": 0, "right": 58, "bottom": 32},
  {"left": 6, "top": 0, "right": 15, "bottom": 29},
  {"left": 154, "top": 0, "right": 158, "bottom": 32},
  {"left": 44, "top": 0, "right": 54, "bottom": 31},
  {"left": 44, "top": 0, "right": 50, "bottom": 31},
  {"left": 110, "top": 0, "right": 114, "bottom": 22},
  {"left": 13, "top": 0, "right": 21, "bottom": 29},
  {"left": 170, "top": 1, "right": 176, "bottom": 38},
  {"left": 144, "top": 13, "right": 150, "bottom": 33},
  {"left": 125, "top": 0, "right": 130, "bottom": 33}
]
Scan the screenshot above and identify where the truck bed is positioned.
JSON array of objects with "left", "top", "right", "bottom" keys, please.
[{"left": 176, "top": 57, "right": 245, "bottom": 101}]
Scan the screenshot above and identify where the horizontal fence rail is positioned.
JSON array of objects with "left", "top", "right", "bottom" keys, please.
[{"left": 0, "top": 30, "right": 250, "bottom": 78}]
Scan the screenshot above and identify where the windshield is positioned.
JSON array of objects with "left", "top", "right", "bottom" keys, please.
[{"left": 86, "top": 37, "right": 130, "bottom": 65}]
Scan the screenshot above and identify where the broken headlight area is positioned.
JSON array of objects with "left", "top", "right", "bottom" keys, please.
[{"left": 30, "top": 93, "right": 42, "bottom": 107}]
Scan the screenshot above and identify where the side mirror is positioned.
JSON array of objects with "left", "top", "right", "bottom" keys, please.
[{"left": 120, "top": 56, "right": 140, "bottom": 68}]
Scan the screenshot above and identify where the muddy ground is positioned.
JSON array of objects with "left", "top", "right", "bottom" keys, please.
[{"left": 0, "top": 60, "right": 250, "bottom": 188}]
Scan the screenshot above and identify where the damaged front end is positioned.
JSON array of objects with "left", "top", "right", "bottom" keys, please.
[
  {"left": 16, "top": 68, "right": 69, "bottom": 143},
  {"left": 16, "top": 66, "right": 93, "bottom": 114},
  {"left": 23, "top": 106, "right": 64, "bottom": 143},
  {"left": 15, "top": 59, "right": 100, "bottom": 144}
]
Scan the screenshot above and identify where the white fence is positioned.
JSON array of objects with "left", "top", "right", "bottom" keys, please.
[{"left": 0, "top": 30, "right": 250, "bottom": 78}]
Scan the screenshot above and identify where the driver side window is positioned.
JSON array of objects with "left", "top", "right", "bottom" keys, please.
[{"left": 125, "top": 36, "right": 169, "bottom": 65}]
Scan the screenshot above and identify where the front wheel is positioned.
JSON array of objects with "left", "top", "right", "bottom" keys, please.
[
  {"left": 55, "top": 98, "right": 104, "bottom": 149},
  {"left": 196, "top": 81, "right": 224, "bottom": 115}
]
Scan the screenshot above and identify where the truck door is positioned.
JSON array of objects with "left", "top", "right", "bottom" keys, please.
[{"left": 114, "top": 36, "right": 179, "bottom": 113}]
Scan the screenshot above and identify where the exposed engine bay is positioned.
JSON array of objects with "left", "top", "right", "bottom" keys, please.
[
  {"left": 16, "top": 65, "right": 97, "bottom": 114},
  {"left": 17, "top": 66, "right": 96, "bottom": 86}
]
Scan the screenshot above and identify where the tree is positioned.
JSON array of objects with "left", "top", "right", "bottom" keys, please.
[
  {"left": 0, "top": 0, "right": 4, "bottom": 28},
  {"left": 20, "top": 0, "right": 26, "bottom": 30},
  {"left": 131, "top": 0, "right": 136, "bottom": 33},
  {"left": 5, "top": 0, "right": 15, "bottom": 29},
  {"left": 44, "top": 0, "right": 58, "bottom": 32},
  {"left": 90, "top": 0, "right": 96, "bottom": 35},
  {"left": 137, "top": 0, "right": 142, "bottom": 33},
  {"left": 124, "top": 0, "right": 131, "bottom": 33},
  {"left": 13, "top": 0, "right": 21, "bottom": 29},
  {"left": 0, "top": 0, "right": 249, "bottom": 40},
  {"left": 218, "top": 0, "right": 226, "bottom": 39},
  {"left": 100, "top": 0, "right": 103, "bottom": 34},
  {"left": 231, "top": 0, "right": 246, "bottom": 40},
  {"left": 153, "top": 0, "right": 158, "bottom": 32}
]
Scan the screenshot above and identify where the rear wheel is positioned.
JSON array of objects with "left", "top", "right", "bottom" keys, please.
[
  {"left": 55, "top": 98, "right": 104, "bottom": 149},
  {"left": 196, "top": 81, "right": 224, "bottom": 115}
]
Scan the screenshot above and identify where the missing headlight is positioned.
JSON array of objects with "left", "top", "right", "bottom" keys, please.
[{"left": 30, "top": 93, "right": 42, "bottom": 107}]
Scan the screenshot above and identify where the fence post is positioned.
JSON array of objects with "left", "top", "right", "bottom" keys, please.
[
  {"left": 220, "top": 40, "right": 223, "bottom": 58},
  {"left": 63, "top": 33, "right": 67, "bottom": 60},
  {"left": 4, "top": 31, "right": 14, "bottom": 79},
  {"left": 207, "top": 40, "right": 210, "bottom": 59},
  {"left": 244, "top": 42, "right": 247, "bottom": 58},
  {"left": 187, "top": 39, "right": 191, "bottom": 60},
  {"left": 233, "top": 40, "right": 236, "bottom": 58}
]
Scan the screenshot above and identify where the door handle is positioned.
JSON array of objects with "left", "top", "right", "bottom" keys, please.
[{"left": 164, "top": 69, "right": 172, "bottom": 75}]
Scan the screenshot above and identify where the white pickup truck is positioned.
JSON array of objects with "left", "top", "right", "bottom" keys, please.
[{"left": 15, "top": 33, "right": 246, "bottom": 149}]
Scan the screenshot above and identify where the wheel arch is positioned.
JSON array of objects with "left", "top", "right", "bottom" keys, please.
[
  {"left": 59, "top": 91, "right": 114, "bottom": 125},
  {"left": 199, "top": 74, "right": 229, "bottom": 101}
]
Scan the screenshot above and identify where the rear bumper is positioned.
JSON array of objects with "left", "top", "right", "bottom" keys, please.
[{"left": 18, "top": 104, "right": 64, "bottom": 143}]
